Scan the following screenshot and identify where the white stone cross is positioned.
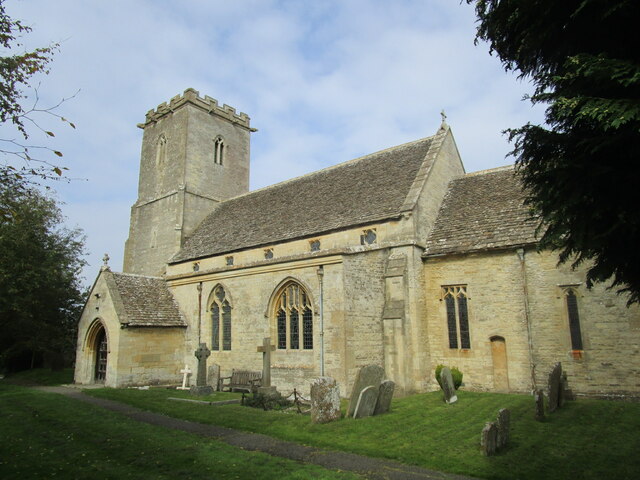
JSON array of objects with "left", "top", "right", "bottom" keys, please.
[{"left": 177, "top": 364, "right": 192, "bottom": 390}]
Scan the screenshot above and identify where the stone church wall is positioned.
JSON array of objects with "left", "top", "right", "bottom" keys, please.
[{"left": 424, "top": 248, "right": 640, "bottom": 396}]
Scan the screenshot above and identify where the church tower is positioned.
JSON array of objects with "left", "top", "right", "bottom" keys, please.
[{"left": 123, "top": 88, "right": 254, "bottom": 276}]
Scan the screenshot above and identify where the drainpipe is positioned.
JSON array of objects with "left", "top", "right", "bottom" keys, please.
[
  {"left": 197, "top": 282, "right": 203, "bottom": 344},
  {"left": 517, "top": 248, "right": 536, "bottom": 391},
  {"left": 317, "top": 265, "right": 325, "bottom": 376}
]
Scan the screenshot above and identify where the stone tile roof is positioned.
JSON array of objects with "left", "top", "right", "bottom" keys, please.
[
  {"left": 110, "top": 272, "right": 186, "bottom": 327},
  {"left": 171, "top": 136, "right": 436, "bottom": 263},
  {"left": 423, "top": 167, "right": 539, "bottom": 257}
]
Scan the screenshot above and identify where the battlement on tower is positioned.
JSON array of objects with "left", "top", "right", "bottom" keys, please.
[{"left": 137, "top": 88, "right": 253, "bottom": 130}]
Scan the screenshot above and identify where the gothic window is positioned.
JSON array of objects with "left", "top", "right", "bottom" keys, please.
[
  {"left": 156, "top": 134, "right": 167, "bottom": 166},
  {"left": 214, "top": 137, "right": 224, "bottom": 165},
  {"left": 442, "top": 285, "right": 471, "bottom": 349},
  {"left": 275, "top": 282, "right": 313, "bottom": 350},
  {"left": 360, "top": 229, "right": 377, "bottom": 245},
  {"left": 210, "top": 285, "right": 231, "bottom": 351},
  {"left": 565, "top": 288, "right": 583, "bottom": 350}
]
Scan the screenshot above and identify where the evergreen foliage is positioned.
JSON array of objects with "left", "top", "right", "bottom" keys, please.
[
  {"left": 435, "top": 364, "right": 463, "bottom": 390},
  {"left": 468, "top": 0, "right": 640, "bottom": 303},
  {"left": 0, "top": 181, "right": 86, "bottom": 371}
]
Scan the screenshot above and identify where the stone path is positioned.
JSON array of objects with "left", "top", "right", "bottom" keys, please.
[{"left": 37, "top": 386, "right": 479, "bottom": 480}]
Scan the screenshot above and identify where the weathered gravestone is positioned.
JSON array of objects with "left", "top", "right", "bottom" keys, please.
[
  {"left": 496, "top": 408, "right": 510, "bottom": 449},
  {"left": 353, "top": 385, "right": 378, "bottom": 419},
  {"left": 374, "top": 379, "right": 395, "bottom": 415},
  {"left": 481, "top": 422, "right": 498, "bottom": 456},
  {"left": 440, "top": 367, "right": 458, "bottom": 404},
  {"left": 547, "top": 362, "right": 563, "bottom": 413},
  {"left": 347, "top": 365, "right": 385, "bottom": 417},
  {"left": 560, "top": 371, "right": 574, "bottom": 405},
  {"left": 208, "top": 363, "right": 221, "bottom": 391},
  {"left": 310, "top": 376, "right": 341, "bottom": 424},
  {"left": 190, "top": 343, "right": 214, "bottom": 396},
  {"left": 534, "top": 389, "right": 545, "bottom": 421}
]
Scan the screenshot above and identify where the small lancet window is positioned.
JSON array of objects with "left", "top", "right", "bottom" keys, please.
[
  {"left": 442, "top": 285, "right": 471, "bottom": 349},
  {"left": 214, "top": 137, "right": 224, "bottom": 165},
  {"left": 275, "top": 282, "right": 313, "bottom": 350},
  {"left": 156, "top": 134, "right": 167, "bottom": 166},
  {"left": 565, "top": 288, "right": 583, "bottom": 350},
  {"left": 210, "top": 286, "right": 231, "bottom": 351}
]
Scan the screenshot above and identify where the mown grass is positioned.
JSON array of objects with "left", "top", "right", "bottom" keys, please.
[
  {"left": 3, "top": 367, "right": 74, "bottom": 385},
  {"left": 87, "top": 387, "right": 640, "bottom": 480},
  {"left": 0, "top": 384, "right": 360, "bottom": 479}
]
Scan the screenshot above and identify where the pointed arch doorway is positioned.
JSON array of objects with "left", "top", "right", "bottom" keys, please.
[
  {"left": 94, "top": 326, "right": 108, "bottom": 383},
  {"left": 490, "top": 336, "right": 509, "bottom": 392}
]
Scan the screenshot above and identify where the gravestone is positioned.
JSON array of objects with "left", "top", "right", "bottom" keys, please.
[
  {"left": 256, "top": 337, "right": 277, "bottom": 397},
  {"left": 190, "top": 343, "right": 213, "bottom": 396},
  {"left": 177, "top": 364, "right": 191, "bottom": 390},
  {"left": 547, "top": 362, "right": 562, "bottom": 413},
  {"left": 534, "top": 389, "right": 545, "bottom": 421},
  {"left": 353, "top": 385, "right": 378, "bottom": 419},
  {"left": 207, "top": 363, "right": 221, "bottom": 391},
  {"left": 374, "top": 379, "right": 395, "bottom": 415},
  {"left": 440, "top": 367, "right": 458, "bottom": 404},
  {"left": 310, "top": 376, "right": 341, "bottom": 424},
  {"left": 496, "top": 408, "right": 510, "bottom": 449},
  {"left": 481, "top": 422, "right": 498, "bottom": 456},
  {"left": 561, "top": 371, "right": 575, "bottom": 402},
  {"left": 347, "top": 365, "right": 385, "bottom": 417}
]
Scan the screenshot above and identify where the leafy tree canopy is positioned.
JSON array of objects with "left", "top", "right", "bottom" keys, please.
[
  {"left": 0, "top": 179, "right": 86, "bottom": 371},
  {"left": 468, "top": 0, "right": 640, "bottom": 304},
  {"left": 0, "top": 0, "right": 75, "bottom": 207}
]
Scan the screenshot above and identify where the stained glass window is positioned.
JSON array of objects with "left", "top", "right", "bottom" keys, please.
[
  {"left": 442, "top": 286, "right": 471, "bottom": 350},
  {"left": 275, "top": 282, "right": 313, "bottom": 350}
]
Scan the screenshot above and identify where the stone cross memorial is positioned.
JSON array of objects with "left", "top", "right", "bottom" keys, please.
[
  {"left": 177, "top": 364, "right": 192, "bottom": 390},
  {"left": 257, "top": 337, "right": 277, "bottom": 396},
  {"left": 440, "top": 367, "right": 458, "bottom": 404},
  {"left": 190, "top": 343, "right": 213, "bottom": 396}
]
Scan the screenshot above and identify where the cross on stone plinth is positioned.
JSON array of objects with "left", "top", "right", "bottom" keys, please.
[
  {"left": 257, "top": 337, "right": 276, "bottom": 388},
  {"left": 177, "top": 364, "right": 192, "bottom": 390},
  {"left": 194, "top": 343, "right": 211, "bottom": 387}
]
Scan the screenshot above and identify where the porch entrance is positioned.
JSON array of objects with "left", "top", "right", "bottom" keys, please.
[{"left": 94, "top": 327, "right": 108, "bottom": 383}]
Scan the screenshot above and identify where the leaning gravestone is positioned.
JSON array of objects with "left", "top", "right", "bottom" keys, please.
[
  {"left": 481, "top": 422, "right": 498, "bottom": 456},
  {"left": 374, "top": 379, "right": 395, "bottom": 415},
  {"left": 440, "top": 367, "right": 458, "bottom": 404},
  {"left": 208, "top": 363, "right": 221, "bottom": 391},
  {"left": 347, "top": 365, "right": 385, "bottom": 417},
  {"left": 534, "top": 389, "right": 545, "bottom": 421},
  {"left": 547, "top": 362, "right": 563, "bottom": 413},
  {"left": 353, "top": 385, "right": 378, "bottom": 419},
  {"left": 190, "top": 343, "right": 214, "bottom": 396},
  {"left": 496, "top": 408, "right": 510, "bottom": 449},
  {"left": 310, "top": 377, "right": 341, "bottom": 424}
]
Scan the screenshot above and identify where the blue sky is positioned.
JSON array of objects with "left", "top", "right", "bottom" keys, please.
[{"left": 5, "top": 0, "right": 544, "bottom": 284}]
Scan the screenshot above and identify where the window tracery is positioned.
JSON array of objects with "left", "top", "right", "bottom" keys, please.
[
  {"left": 210, "top": 285, "right": 231, "bottom": 351},
  {"left": 442, "top": 285, "right": 470, "bottom": 349},
  {"left": 275, "top": 282, "right": 313, "bottom": 350}
]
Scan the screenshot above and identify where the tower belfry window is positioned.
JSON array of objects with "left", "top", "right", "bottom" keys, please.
[
  {"left": 156, "top": 134, "right": 167, "bottom": 166},
  {"left": 214, "top": 137, "right": 224, "bottom": 165}
]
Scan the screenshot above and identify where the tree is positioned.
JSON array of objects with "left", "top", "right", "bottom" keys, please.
[
  {"left": 0, "top": 180, "right": 86, "bottom": 372},
  {"left": 0, "top": 0, "right": 74, "bottom": 208},
  {"left": 468, "top": 0, "right": 640, "bottom": 304}
]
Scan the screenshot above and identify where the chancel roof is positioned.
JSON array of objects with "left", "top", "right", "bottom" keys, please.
[
  {"left": 423, "top": 167, "right": 539, "bottom": 257},
  {"left": 110, "top": 272, "right": 186, "bottom": 327},
  {"left": 171, "top": 136, "right": 436, "bottom": 263}
]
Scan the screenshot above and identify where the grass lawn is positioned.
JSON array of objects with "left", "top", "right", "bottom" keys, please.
[
  {"left": 87, "top": 387, "right": 640, "bottom": 480},
  {"left": 0, "top": 383, "right": 360, "bottom": 479},
  {"left": 3, "top": 367, "right": 74, "bottom": 385}
]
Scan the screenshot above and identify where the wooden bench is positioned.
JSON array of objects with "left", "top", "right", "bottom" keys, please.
[{"left": 219, "top": 369, "right": 262, "bottom": 393}]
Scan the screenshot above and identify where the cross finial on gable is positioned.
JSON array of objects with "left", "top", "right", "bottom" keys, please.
[
  {"left": 440, "top": 109, "right": 447, "bottom": 125},
  {"left": 101, "top": 253, "right": 110, "bottom": 271}
]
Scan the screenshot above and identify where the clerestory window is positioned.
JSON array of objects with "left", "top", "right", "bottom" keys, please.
[
  {"left": 442, "top": 285, "right": 471, "bottom": 349},
  {"left": 275, "top": 282, "right": 313, "bottom": 350},
  {"left": 210, "top": 285, "right": 231, "bottom": 351}
]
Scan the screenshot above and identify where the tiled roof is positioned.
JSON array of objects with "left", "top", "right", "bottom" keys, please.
[
  {"left": 171, "top": 135, "right": 436, "bottom": 263},
  {"left": 423, "top": 167, "right": 539, "bottom": 256},
  {"left": 110, "top": 272, "right": 186, "bottom": 327}
]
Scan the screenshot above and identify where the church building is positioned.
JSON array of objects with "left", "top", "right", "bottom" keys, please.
[{"left": 74, "top": 89, "right": 640, "bottom": 398}]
